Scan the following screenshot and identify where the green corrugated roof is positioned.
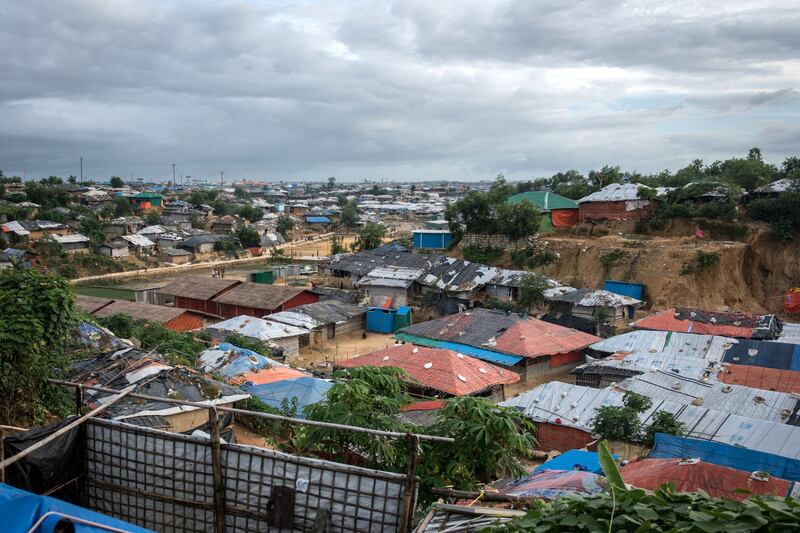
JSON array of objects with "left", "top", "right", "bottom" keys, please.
[{"left": 507, "top": 191, "right": 578, "bottom": 211}]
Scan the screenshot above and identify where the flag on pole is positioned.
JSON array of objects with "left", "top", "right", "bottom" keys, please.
[{"left": 695, "top": 227, "right": 705, "bottom": 239}]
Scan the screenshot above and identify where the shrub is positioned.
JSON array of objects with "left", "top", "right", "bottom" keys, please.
[
  {"left": 462, "top": 245, "right": 504, "bottom": 265},
  {"left": 696, "top": 250, "right": 720, "bottom": 269},
  {"left": 599, "top": 249, "right": 626, "bottom": 274},
  {"left": 527, "top": 249, "right": 558, "bottom": 268}
]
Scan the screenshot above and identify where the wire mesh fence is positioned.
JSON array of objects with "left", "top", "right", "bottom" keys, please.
[{"left": 84, "top": 418, "right": 410, "bottom": 532}]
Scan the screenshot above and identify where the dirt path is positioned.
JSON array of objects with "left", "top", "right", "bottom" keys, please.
[
  {"left": 291, "top": 331, "right": 396, "bottom": 369},
  {"left": 70, "top": 233, "right": 340, "bottom": 284}
]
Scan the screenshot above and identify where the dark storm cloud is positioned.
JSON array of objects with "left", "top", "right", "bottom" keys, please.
[{"left": 0, "top": 0, "right": 798, "bottom": 180}]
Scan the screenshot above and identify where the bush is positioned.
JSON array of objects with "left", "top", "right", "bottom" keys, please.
[
  {"left": 592, "top": 391, "right": 684, "bottom": 445},
  {"left": 749, "top": 192, "right": 800, "bottom": 241},
  {"left": 696, "top": 250, "right": 720, "bottom": 269},
  {"left": 462, "top": 245, "right": 504, "bottom": 265},
  {"left": 509, "top": 248, "right": 532, "bottom": 268},
  {"left": 527, "top": 249, "right": 558, "bottom": 268},
  {"left": 599, "top": 249, "right": 626, "bottom": 274},
  {"left": 97, "top": 315, "right": 211, "bottom": 365}
]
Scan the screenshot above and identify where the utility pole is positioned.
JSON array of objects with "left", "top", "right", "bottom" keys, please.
[
  {"left": 171, "top": 163, "right": 176, "bottom": 186},
  {"left": 80, "top": 156, "right": 83, "bottom": 184},
  {"left": 220, "top": 171, "right": 224, "bottom": 190}
]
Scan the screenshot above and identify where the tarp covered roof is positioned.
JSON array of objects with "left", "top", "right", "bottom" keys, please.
[
  {"left": 243, "top": 377, "right": 332, "bottom": 417},
  {"left": 336, "top": 344, "right": 519, "bottom": 396},
  {"left": 489, "top": 469, "right": 607, "bottom": 500},
  {"left": 157, "top": 275, "right": 241, "bottom": 300},
  {"left": 578, "top": 183, "right": 651, "bottom": 203},
  {"left": 534, "top": 450, "right": 618, "bottom": 475},
  {"left": 547, "top": 288, "right": 643, "bottom": 308},
  {"left": 508, "top": 191, "right": 579, "bottom": 211},
  {"left": 621, "top": 458, "right": 790, "bottom": 500},
  {"left": 633, "top": 307, "right": 781, "bottom": 340},
  {"left": 206, "top": 315, "right": 309, "bottom": 341},
  {"left": 590, "top": 330, "right": 736, "bottom": 361}
]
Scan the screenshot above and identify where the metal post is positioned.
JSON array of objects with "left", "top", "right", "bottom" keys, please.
[
  {"left": 1, "top": 429, "right": 5, "bottom": 483},
  {"left": 398, "top": 434, "right": 420, "bottom": 533},
  {"left": 208, "top": 407, "right": 226, "bottom": 533}
]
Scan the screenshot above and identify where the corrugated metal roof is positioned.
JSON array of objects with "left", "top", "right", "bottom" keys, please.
[
  {"left": 269, "top": 300, "right": 365, "bottom": 329},
  {"left": 548, "top": 288, "right": 643, "bottom": 307},
  {"left": 575, "top": 352, "right": 720, "bottom": 382},
  {"left": 211, "top": 282, "right": 309, "bottom": 310},
  {"left": 618, "top": 370, "right": 799, "bottom": 424},
  {"left": 50, "top": 233, "right": 91, "bottom": 244},
  {"left": 207, "top": 315, "right": 309, "bottom": 340},
  {"left": 578, "top": 183, "right": 650, "bottom": 203},
  {"left": 590, "top": 330, "right": 737, "bottom": 361},
  {"left": 359, "top": 277, "right": 414, "bottom": 288},
  {"left": 393, "top": 333, "right": 524, "bottom": 366},
  {"left": 755, "top": 178, "right": 793, "bottom": 193},
  {"left": 633, "top": 308, "right": 780, "bottom": 339},
  {"left": 501, "top": 381, "right": 800, "bottom": 459},
  {"left": 120, "top": 234, "right": 156, "bottom": 247},
  {"left": 157, "top": 276, "right": 241, "bottom": 300},
  {"left": 366, "top": 266, "right": 424, "bottom": 281},
  {"left": 419, "top": 258, "right": 498, "bottom": 292},
  {"left": 775, "top": 323, "right": 800, "bottom": 345}
]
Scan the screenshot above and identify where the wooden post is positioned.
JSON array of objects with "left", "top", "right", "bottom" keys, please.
[
  {"left": 1, "top": 429, "right": 5, "bottom": 484},
  {"left": 208, "top": 407, "right": 226, "bottom": 533},
  {"left": 75, "top": 385, "right": 84, "bottom": 416},
  {"left": 398, "top": 433, "right": 420, "bottom": 533}
]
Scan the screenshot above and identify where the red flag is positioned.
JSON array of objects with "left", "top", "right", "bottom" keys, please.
[{"left": 695, "top": 227, "right": 705, "bottom": 239}]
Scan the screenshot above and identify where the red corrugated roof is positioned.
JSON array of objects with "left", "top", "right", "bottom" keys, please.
[
  {"left": 633, "top": 308, "right": 754, "bottom": 338},
  {"left": 336, "top": 345, "right": 519, "bottom": 396},
  {"left": 621, "top": 458, "right": 789, "bottom": 500},
  {"left": 718, "top": 364, "right": 800, "bottom": 394},
  {"left": 493, "top": 319, "right": 601, "bottom": 358}
]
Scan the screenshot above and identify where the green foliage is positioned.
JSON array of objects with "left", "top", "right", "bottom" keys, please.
[
  {"left": 682, "top": 250, "right": 721, "bottom": 275},
  {"left": 97, "top": 315, "right": 211, "bottom": 365},
  {"left": 299, "top": 367, "right": 412, "bottom": 465},
  {"left": 510, "top": 248, "right": 532, "bottom": 268},
  {"left": 24, "top": 182, "right": 71, "bottom": 209},
  {"left": 527, "top": 249, "right": 558, "bottom": 268},
  {"left": 236, "top": 225, "right": 262, "bottom": 247},
  {"left": 352, "top": 222, "right": 386, "bottom": 251},
  {"left": 446, "top": 176, "right": 540, "bottom": 240},
  {"left": 213, "top": 238, "right": 238, "bottom": 255},
  {"left": 276, "top": 215, "right": 295, "bottom": 239},
  {"left": 419, "top": 396, "right": 537, "bottom": 495},
  {"left": 484, "top": 484, "right": 800, "bottom": 532},
  {"left": 144, "top": 211, "right": 163, "bottom": 225},
  {"left": 588, "top": 165, "right": 623, "bottom": 188},
  {"left": 234, "top": 187, "right": 247, "bottom": 199},
  {"left": 109, "top": 176, "right": 124, "bottom": 188},
  {"left": 645, "top": 411, "right": 685, "bottom": 446},
  {"left": 6, "top": 191, "right": 27, "bottom": 203},
  {"left": 210, "top": 199, "right": 236, "bottom": 217},
  {"left": 222, "top": 333, "right": 275, "bottom": 357},
  {"left": 79, "top": 216, "right": 106, "bottom": 246},
  {"left": 598, "top": 440, "right": 626, "bottom": 490},
  {"left": 340, "top": 200, "right": 359, "bottom": 227},
  {"left": 236, "top": 396, "right": 297, "bottom": 445},
  {"left": 0, "top": 269, "right": 77, "bottom": 425},
  {"left": 462, "top": 245, "right": 505, "bottom": 265},
  {"left": 188, "top": 190, "right": 218, "bottom": 205},
  {"left": 330, "top": 236, "right": 347, "bottom": 255},
  {"left": 525, "top": 170, "right": 595, "bottom": 199},
  {"left": 237, "top": 204, "right": 264, "bottom": 223},
  {"left": 190, "top": 213, "right": 207, "bottom": 229},
  {"left": 600, "top": 248, "right": 626, "bottom": 274},
  {"left": 113, "top": 196, "right": 134, "bottom": 217},
  {"left": 518, "top": 272, "right": 550, "bottom": 310},
  {"left": 748, "top": 192, "right": 800, "bottom": 241}
]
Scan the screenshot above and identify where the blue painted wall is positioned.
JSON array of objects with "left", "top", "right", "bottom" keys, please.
[
  {"left": 412, "top": 231, "right": 452, "bottom": 250},
  {"left": 604, "top": 280, "right": 644, "bottom": 300}
]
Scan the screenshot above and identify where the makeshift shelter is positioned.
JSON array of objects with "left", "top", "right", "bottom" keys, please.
[
  {"left": 335, "top": 344, "right": 519, "bottom": 400},
  {"left": 633, "top": 307, "right": 782, "bottom": 340},
  {"left": 205, "top": 315, "right": 309, "bottom": 359},
  {"left": 534, "top": 450, "right": 619, "bottom": 476},
  {"left": 546, "top": 288, "right": 643, "bottom": 322},
  {"left": 211, "top": 282, "right": 319, "bottom": 318},
  {"left": 269, "top": 300, "right": 366, "bottom": 345},
  {"left": 507, "top": 191, "right": 580, "bottom": 229},
  {"left": 588, "top": 329, "right": 736, "bottom": 361},
  {"left": 621, "top": 458, "right": 791, "bottom": 500},
  {"left": 242, "top": 377, "right": 332, "bottom": 417},
  {"left": 156, "top": 276, "right": 241, "bottom": 317},
  {"left": 412, "top": 229, "right": 453, "bottom": 250},
  {"left": 577, "top": 183, "right": 652, "bottom": 222},
  {"left": 650, "top": 433, "right": 800, "bottom": 483},
  {"left": 489, "top": 469, "right": 608, "bottom": 500}
]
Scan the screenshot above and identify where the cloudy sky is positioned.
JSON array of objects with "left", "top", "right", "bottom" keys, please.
[{"left": 1, "top": 0, "right": 799, "bottom": 182}]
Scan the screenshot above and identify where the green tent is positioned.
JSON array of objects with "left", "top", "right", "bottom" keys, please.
[{"left": 507, "top": 191, "right": 578, "bottom": 211}]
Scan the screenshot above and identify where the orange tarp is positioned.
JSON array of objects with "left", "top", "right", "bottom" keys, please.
[
  {"left": 550, "top": 208, "right": 579, "bottom": 228},
  {"left": 234, "top": 367, "right": 307, "bottom": 385},
  {"left": 633, "top": 308, "right": 754, "bottom": 338},
  {"left": 621, "top": 458, "right": 789, "bottom": 500},
  {"left": 718, "top": 364, "right": 800, "bottom": 394}
]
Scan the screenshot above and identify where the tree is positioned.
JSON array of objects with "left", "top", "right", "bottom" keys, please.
[
  {"left": 336, "top": 194, "right": 349, "bottom": 207},
  {"left": 234, "top": 187, "right": 247, "bottom": 199},
  {"left": 237, "top": 204, "right": 264, "bottom": 223},
  {"left": 330, "top": 236, "right": 347, "bottom": 255},
  {"left": 236, "top": 225, "right": 262, "bottom": 247},
  {"left": 517, "top": 273, "right": 550, "bottom": 310},
  {"left": 340, "top": 200, "right": 359, "bottom": 227},
  {"left": 0, "top": 269, "right": 77, "bottom": 425},
  {"left": 327, "top": 177, "right": 336, "bottom": 190},
  {"left": 188, "top": 190, "right": 218, "bottom": 205},
  {"left": 213, "top": 238, "right": 238, "bottom": 256},
  {"left": 190, "top": 214, "right": 207, "bottom": 229},
  {"left": 276, "top": 215, "right": 295, "bottom": 239},
  {"left": 80, "top": 216, "right": 106, "bottom": 246},
  {"left": 67, "top": 175, "right": 77, "bottom": 184},
  {"left": 497, "top": 200, "right": 540, "bottom": 240},
  {"left": 113, "top": 196, "right": 134, "bottom": 217},
  {"left": 145, "top": 211, "right": 163, "bottom": 225},
  {"left": 352, "top": 222, "right": 386, "bottom": 251},
  {"left": 588, "top": 165, "right": 622, "bottom": 188},
  {"left": 109, "top": 176, "right": 124, "bottom": 188},
  {"left": 592, "top": 391, "right": 650, "bottom": 442}
]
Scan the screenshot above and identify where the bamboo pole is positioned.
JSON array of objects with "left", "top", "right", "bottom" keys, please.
[{"left": 208, "top": 407, "right": 226, "bottom": 533}]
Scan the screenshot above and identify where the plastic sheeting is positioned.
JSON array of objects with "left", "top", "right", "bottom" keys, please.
[
  {"left": 550, "top": 208, "right": 579, "bottom": 228},
  {"left": 650, "top": 433, "right": 800, "bottom": 483},
  {"left": 243, "top": 376, "right": 333, "bottom": 416},
  {"left": 490, "top": 469, "right": 608, "bottom": 499},
  {"left": 0, "top": 483, "right": 153, "bottom": 533},
  {"left": 534, "top": 450, "right": 618, "bottom": 475},
  {"left": 722, "top": 339, "right": 800, "bottom": 371}
]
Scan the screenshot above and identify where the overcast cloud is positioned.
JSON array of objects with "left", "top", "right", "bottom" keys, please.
[{"left": 1, "top": 0, "right": 798, "bottom": 181}]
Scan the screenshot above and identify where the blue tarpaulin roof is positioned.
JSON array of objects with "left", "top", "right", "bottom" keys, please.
[
  {"left": 305, "top": 216, "right": 332, "bottom": 224},
  {"left": 722, "top": 340, "right": 800, "bottom": 371},
  {"left": 534, "top": 450, "right": 619, "bottom": 476},
  {"left": 650, "top": 433, "right": 800, "bottom": 483},
  {"left": 393, "top": 332, "right": 523, "bottom": 366},
  {"left": 243, "top": 377, "right": 332, "bottom": 417},
  {"left": 0, "top": 482, "right": 153, "bottom": 533}
]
